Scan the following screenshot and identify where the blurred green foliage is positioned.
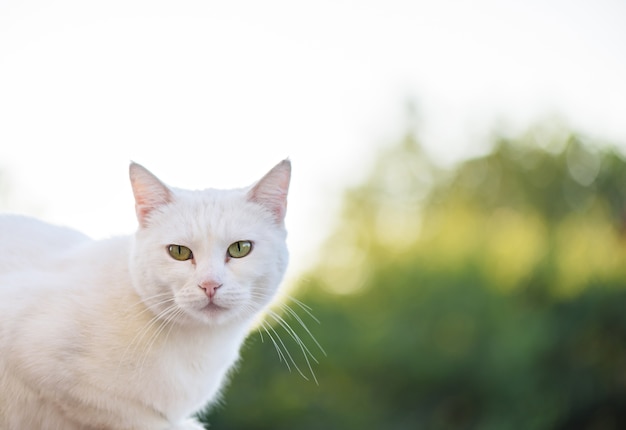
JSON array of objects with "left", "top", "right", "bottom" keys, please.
[{"left": 202, "top": 124, "right": 626, "bottom": 429}]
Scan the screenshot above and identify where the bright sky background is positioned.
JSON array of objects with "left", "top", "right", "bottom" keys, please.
[{"left": 1, "top": 0, "right": 626, "bottom": 278}]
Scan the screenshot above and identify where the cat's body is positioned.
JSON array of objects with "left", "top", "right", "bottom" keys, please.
[{"left": 0, "top": 161, "right": 291, "bottom": 430}]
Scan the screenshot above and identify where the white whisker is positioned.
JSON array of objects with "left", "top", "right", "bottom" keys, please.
[
  {"left": 286, "top": 296, "right": 321, "bottom": 324},
  {"left": 118, "top": 297, "right": 177, "bottom": 371},
  {"left": 267, "top": 310, "right": 318, "bottom": 384},
  {"left": 254, "top": 297, "right": 326, "bottom": 385},
  {"left": 280, "top": 304, "right": 326, "bottom": 357},
  {"left": 265, "top": 319, "right": 308, "bottom": 379},
  {"left": 268, "top": 310, "right": 319, "bottom": 364},
  {"left": 260, "top": 322, "right": 290, "bottom": 369},
  {"left": 136, "top": 305, "right": 183, "bottom": 377}
]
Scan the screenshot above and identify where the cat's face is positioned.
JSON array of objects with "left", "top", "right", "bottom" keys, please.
[{"left": 128, "top": 161, "right": 290, "bottom": 326}]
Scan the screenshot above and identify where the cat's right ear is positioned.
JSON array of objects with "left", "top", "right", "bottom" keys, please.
[
  {"left": 129, "top": 162, "right": 172, "bottom": 228},
  {"left": 248, "top": 159, "right": 291, "bottom": 224}
]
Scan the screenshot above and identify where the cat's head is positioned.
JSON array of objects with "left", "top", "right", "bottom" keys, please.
[{"left": 128, "top": 160, "right": 290, "bottom": 327}]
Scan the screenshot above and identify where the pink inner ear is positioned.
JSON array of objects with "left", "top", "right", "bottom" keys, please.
[
  {"left": 249, "top": 160, "right": 291, "bottom": 223},
  {"left": 135, "top": 201, "right": 157, "bottom": 226},
  {"left": 129, "top": 163, "right": 172, "bottom": 227}
]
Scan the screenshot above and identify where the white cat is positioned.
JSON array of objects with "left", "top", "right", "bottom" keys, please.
[{"left": 0, "top": 160, "right": 291, "bottom": 430}]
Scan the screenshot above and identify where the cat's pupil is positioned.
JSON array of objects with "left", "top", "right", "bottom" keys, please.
[
  {"left": 228, "top": 241, "right": 252, "bottom": 258},
  {"left": 168, "top": 244, "right": 193, "bottom": 261}
]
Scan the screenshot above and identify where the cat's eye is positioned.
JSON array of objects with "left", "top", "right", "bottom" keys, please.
[
  {"left": 168, "top": 244, "right": 193, "bottom": 261},
  {"left": 227, "top": 241, "right": 252, "bottom": 258}
]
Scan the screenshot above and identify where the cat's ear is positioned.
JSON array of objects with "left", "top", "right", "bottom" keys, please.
[
  {"left": 248, "top": 159, "right": 291, "bottom": 223},
  {"left": 129, "top": 162, "right": 172, "bottom": 228}
]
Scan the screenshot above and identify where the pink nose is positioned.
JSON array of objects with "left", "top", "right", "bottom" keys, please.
[{"left": 199, "top": 280, "right": 222, "bottom": 298}]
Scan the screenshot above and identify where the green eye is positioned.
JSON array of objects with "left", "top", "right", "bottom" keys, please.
[
  {"left": 168, "top": 244, "right": 193, "bottom": 261},
  {"left": 228, "top": 240, "right": 252, "bottom": 258}
]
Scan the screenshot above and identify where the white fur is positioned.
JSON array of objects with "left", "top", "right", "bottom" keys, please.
[{"left": 0, "top": 161, "right": 290, "bottom": 430}]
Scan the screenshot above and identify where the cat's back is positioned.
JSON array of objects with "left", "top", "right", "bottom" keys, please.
[{"left": 0, "top": 214, "right": 90, "bottom": 274}]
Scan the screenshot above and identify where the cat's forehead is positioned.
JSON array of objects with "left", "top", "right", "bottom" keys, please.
[
  {"left": 175, "top": 187, "right": 251, "bottom": 213},
  {"left": 166, "top": 187, "right": 273, "bottom": 236}
]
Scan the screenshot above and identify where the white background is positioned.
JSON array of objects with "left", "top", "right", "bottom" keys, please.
[{"left": 1, "top": 0, "right": 625, "bottom": 277}]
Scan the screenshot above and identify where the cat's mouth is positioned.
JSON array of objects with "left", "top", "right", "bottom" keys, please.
[{"left": 201, "top": 301, "right": 228, "bottom": 314}]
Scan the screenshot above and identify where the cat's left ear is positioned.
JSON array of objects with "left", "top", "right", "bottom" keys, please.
[
  {"left": 129, "top": 162, "right": 172, "bottom": 228},
  {"left": 248, "top": 159, "right": 291, "bottom": 223}
]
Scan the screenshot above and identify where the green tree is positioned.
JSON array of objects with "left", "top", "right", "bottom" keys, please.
[{"left": 203, "top": 124, "right": 626, "bottom": 430}]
